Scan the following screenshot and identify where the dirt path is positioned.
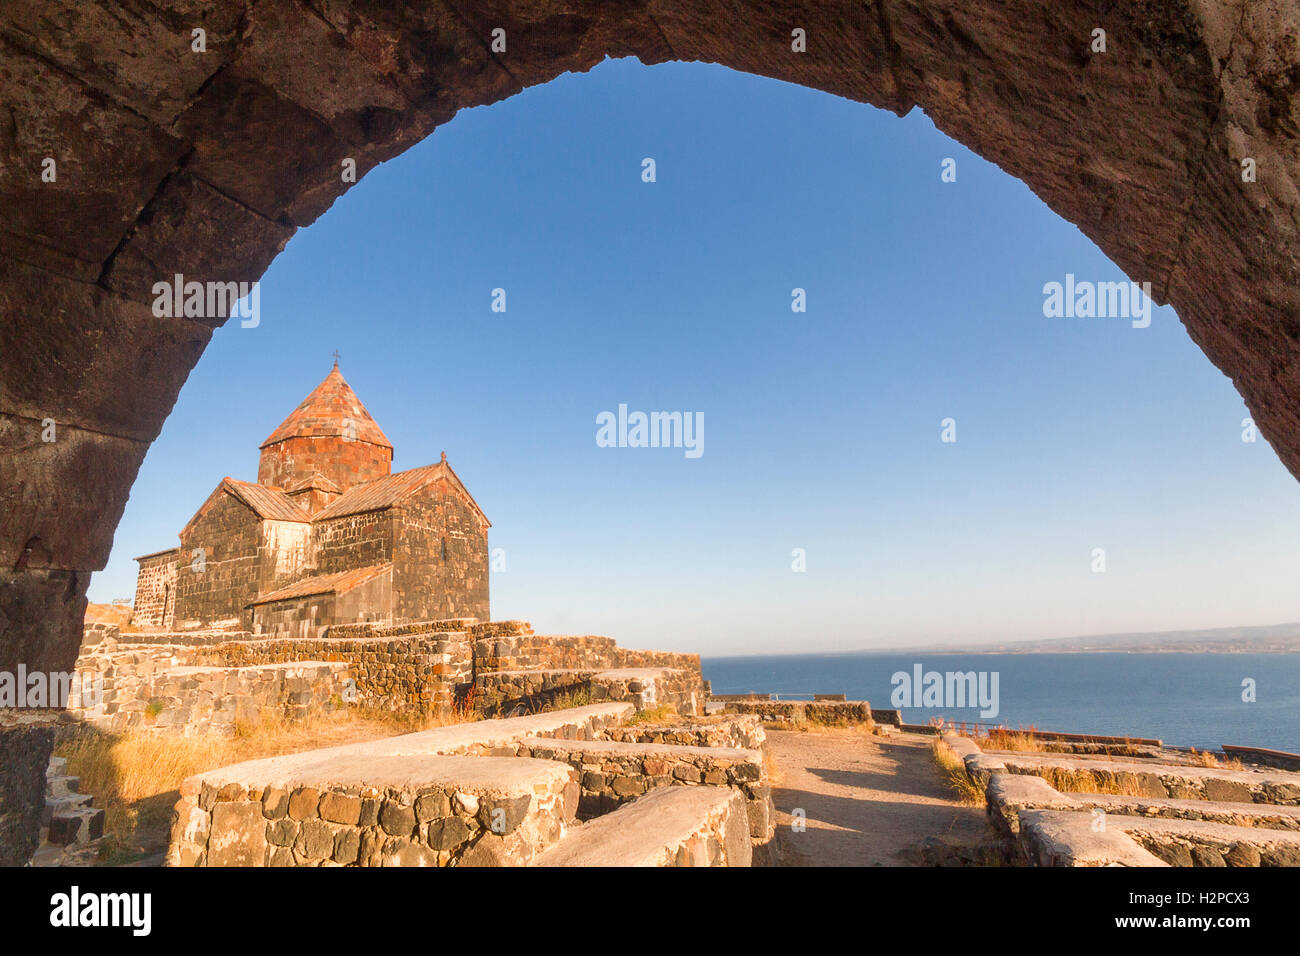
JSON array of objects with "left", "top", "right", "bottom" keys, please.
[{"left": 763, "top": 729, "right": 991, "bottom": 866}]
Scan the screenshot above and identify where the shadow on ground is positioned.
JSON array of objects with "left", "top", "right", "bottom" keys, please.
[{"left": 761, "top": 730, "right": 998, "bottom": 866}]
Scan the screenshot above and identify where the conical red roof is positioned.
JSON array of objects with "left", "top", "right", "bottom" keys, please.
[{"left": 260, "top": 365, "right": 393, "bottom": 449}]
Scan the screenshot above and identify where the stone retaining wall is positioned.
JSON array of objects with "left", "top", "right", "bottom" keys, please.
[
  {"left": 106, "top": 629, "right": 251, "bottom": 646},
  {"left": 475, "top": 667, "right": 702, "bottom": 717},
  {"left": 602, "top": 715, "right": 767, "bottom": 753},
  {"left": 368, "top": 704, "right": 636, "bottom": 757},
  {"left": 722, "top": 699, "right": 873, "bottom": 725},
  {"left": 473, "top": 669, "right": 590, "bottom": 715},
  {"left": 71, "top": 654, "right": 350, "bottom": 736},
  {"left": 80, "top": 622, "right": 120, "bottom": 646},
  {"left": 168, "top": 754, "right": 578, "bottom": 867},
  {"left": 73, "top": 616, "right": 704, "bottom": 735},
  {"left": 194, "top": 631, "right": 471, "bottom": 714},
  {"left": 473, "top": 631, "right": 703, "bottom": 678}
]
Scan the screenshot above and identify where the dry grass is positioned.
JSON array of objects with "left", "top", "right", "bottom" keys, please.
[
  {"left": 931, "top": 737, "right": 986, "bottom": 806},
  {"left": 1030, "top": 767, "right": 1147, "bottom": 796},
  {"left": 765, "top": 717, "right": 877, "bottom": 736},
  {"left": 806, "top": 713, "right": 876, "bottom": 733},
  {"left": 976, "top": 727, "right": 1048, "bottom": 753},
  {"left": 1187, "top": 748, "right": 1244, "bottom": 770},
  {"left": 625, "top": 703, "right": 678, "bottom": 725},
  {"left": 55, "top": 703, "right": 474, "bottom": 865},
  {"left": 967, "top": 725, "right": 1150, "bottom": 760},
  {"left": 529, "top": 687, "right": 595, "bottom": 714}
]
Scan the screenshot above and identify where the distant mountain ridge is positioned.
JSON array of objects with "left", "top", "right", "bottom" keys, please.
[{"left": 899, "top": 622, "right": 1300, "bottom": 654}]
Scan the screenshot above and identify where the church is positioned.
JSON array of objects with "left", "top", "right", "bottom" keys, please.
[{"left": 131, "top": 362, "right": 490, "bottom": 637}]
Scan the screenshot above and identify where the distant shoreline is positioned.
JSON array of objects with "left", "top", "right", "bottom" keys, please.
[
  {"left": 900, "top": 645, "right": 1300, "bottom": 655},
  {"left": 706, "top": 645, "right": 1300, "bottom": 659},
  {"left": 704, "top": 622, "right": 1300, "bottom": 659}
]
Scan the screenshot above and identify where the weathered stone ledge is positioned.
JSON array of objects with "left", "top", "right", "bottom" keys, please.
[
  {"left": 532, "top": 786, "right": 751, "bottom": 868},
  {"left": 169, "top": 753, "right": 577, "bottom": 867}
]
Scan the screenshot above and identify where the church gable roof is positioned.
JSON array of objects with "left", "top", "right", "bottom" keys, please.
[
  {"left": 180, "top": 478, "right": 308, "bottom": 539},
  {"left": 312, "top": 458, "right": 489, "bottom": 526},
  {"left": 223, "top": 478, "right": 310, "bottom": 522},
  {"left": 260, "top": 365, "right": 393, "bottom": 450}
]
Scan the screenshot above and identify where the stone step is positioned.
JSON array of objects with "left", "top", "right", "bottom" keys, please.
[
  {"left": 966, "top": 751, "right": 1300, "bottom": 804},
  {"left": 47, "top": 756, "right": 67, "bottom": 776},
  {"left": 47, "top": 807, "right": 105, "bottom": 846},
  {"left": 511, "top": 736, "right": 772, "bottom": 841},
  {"left": 28, "top": 845, "right": 66, "bottom": 867},
  {"left": 46, "top": 774, "right": 81, "bottom": 798},
  {"left": 987, "top": 772, "right": 1300, "bottom": 836},
  {"left": 42, "top": 792, "right": 94, "bottom": 826},
  {"left": 1016, "top": 809, "right": 1168, "bottom": 867},
  {"left": 1018, "top": 807, "right": 1300, "bottom": 867},
  {"left": 533, "top": 786, "right": 751, "bottom": 867}
]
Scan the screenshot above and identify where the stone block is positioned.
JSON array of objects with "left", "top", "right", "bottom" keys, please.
[
  {"left": 318, "top": 791, "right": 361, "bottom": 826},
  {"left": 379, "top": 799, "right": 416, "bottom": 836},
  {"left": 287, "top": 787, "right": 320, "bottom": 821},
  {"left": 207, "top": 802, "right": 267, "bottom": 866}
]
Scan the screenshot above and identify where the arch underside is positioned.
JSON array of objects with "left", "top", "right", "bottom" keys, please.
[{"left": 0, "top": 1, "right": 1296, "bottom": 861}]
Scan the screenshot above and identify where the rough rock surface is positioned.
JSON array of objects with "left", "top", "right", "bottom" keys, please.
[
  {"left": 2, "top": 0, "right": 1294, "bottom": 661},
  {"left": 0, "top": 714, "right": 57, "bottom": 866},
  {"left": 1, "top": 0, "right": 1298, "bottom": 849}
]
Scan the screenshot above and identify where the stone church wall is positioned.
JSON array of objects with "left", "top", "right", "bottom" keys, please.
[
  {"left": 259, "top": 519, "right": 312, "bottom": 593},
  {"left": 252, "top": 595, "right": 337, "bottom": 641},
  {"left": 132, "top": 550, "right": 178, "bottom": 628},
  {"left": 334, "top": 572, "right": 394, "bottom": 625},
  {"left": 313, "top": 512, "right": 394, "bottom": 575},
  {"left": 175, "top": 494, "right": 264, "bottom": 629},
  {"left": 251, "top": 570, "right": 393, "bottom": 639},
  {"left": 258, "top": 434, "right": 391, "bottom": 494},
  {"left": 392, "top": 490, "right": 489, "bottom": 623}
]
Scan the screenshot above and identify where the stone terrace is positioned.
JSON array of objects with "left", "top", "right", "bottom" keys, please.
[
  {"left": 168, "top": 704, "right": 771, "bottom": 867},
  {"left": 947, "top": 731, "right": 1300, "bottom": 866},
  {"left": 69, "top": 618, "right": 710, "bottom": 731}
]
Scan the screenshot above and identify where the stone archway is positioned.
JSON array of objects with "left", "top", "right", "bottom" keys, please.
[{"left": 0, "top": 1, "right": 1296, "bottom": 862}]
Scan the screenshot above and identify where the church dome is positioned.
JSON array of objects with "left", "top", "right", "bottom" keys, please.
[{"left": 260, "top": 363, "right": 392, "bottom": 450}]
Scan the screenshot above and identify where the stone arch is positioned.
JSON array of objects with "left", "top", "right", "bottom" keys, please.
[{"left": 0, "top": 1, "right": 1296, "bottom": 861}]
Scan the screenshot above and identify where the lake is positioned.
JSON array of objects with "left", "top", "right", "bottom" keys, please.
[{"left": 701, "top": 652, "right": 1300, "bottom": 751}]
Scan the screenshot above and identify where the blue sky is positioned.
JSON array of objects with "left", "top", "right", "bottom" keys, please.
[{"left": 89, "top": 58, "right": 1300, "bottom": 656}]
